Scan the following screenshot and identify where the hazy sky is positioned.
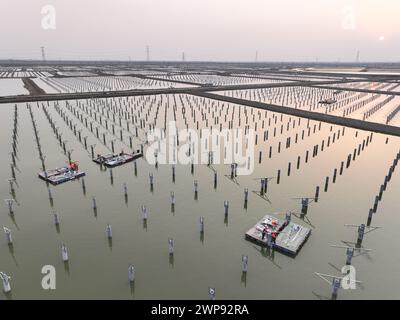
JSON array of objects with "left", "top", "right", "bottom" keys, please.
[{"left": 0, "top": 0, "right": 398, "bottom": 62}]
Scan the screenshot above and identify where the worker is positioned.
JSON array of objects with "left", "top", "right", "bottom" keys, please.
[
  {"left": 69, "top": 162, "right": 78, "bottom": 171},
  {"left": 262, "top": 227, "right": 268, "bottom": 240}
]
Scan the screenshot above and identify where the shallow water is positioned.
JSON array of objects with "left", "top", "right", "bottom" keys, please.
[
  {"left": 1, "top": 92, "right": 400, "bottom": 300},
  {"left": 0, "top": 79, "right": 29, "bottom": 96}
]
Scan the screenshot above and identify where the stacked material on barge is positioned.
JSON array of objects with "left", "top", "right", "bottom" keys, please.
[{"left": 93, "top": 151, "right": 142, "bottom": 168}]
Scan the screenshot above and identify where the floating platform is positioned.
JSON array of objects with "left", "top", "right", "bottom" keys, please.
[
  {"left": 319, "top": 98, "right": 337, "bottom": 105},
  {"left": 93, "top": 152, "right": 143, "bottom": 168},
  {"left": 38, "top": 167, "right": 86, "bottom": 185},
  {"left": 245, "top": 214, "right": 311, "bottom": 256}
]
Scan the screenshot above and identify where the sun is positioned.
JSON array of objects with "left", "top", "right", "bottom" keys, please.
[{"left": 379, "top": 36, "right": 385, "bottom": 41}]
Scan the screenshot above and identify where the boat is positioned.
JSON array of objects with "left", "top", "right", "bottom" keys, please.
[
  {"left": 38, "top": 161, "right": 85, "bottom": 185},
  {"left": 245, "top": 213, "right": 311, "bottom": 256},
  {"left": 93, "top": 151, "right": 142, "bottom": 168}
]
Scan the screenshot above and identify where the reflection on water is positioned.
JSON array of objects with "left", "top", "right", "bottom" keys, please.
[{"left": 0, "top": 93, "right": 400, "bottom": 300}]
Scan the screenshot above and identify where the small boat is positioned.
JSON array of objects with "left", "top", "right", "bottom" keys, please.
[
  {"left": 93, "top": 151, "right": 142, "bottom": 168},
  {"left": 318, "top": 98, "right": 337, "bottom": 105},
  {"left": 38, "top": 161, "right": 85, "bottom": 185}
]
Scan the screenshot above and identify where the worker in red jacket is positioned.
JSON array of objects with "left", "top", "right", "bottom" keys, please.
[{"left": 69, "top": 161, "right": 79, "bottom": 171}]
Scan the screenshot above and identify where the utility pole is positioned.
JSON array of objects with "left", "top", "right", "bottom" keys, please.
[
  {"left": 146, "top": 45, "right": 150, "bottom": 62},
  {"left": 41, "top": 46, "right": 46, "bottom": 62}
]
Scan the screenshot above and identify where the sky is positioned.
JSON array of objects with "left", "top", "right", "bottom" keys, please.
[{"left": 0, "top": 0, "right": 398, "bottom": 62}]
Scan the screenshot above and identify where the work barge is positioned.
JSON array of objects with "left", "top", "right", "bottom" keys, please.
[
  {"left": 93, "top": 152, "right": 143, "bottom": 168},
  {"left": 38, "top": 166, "right": 86, "bottom": 185},
  {"left": 245, "top": 214, "right": 311, "bottom": 256}
]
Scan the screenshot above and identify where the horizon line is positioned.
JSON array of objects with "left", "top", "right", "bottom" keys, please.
[{"left": 1, "top": 59, "right": 400, "bottom": 65}]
